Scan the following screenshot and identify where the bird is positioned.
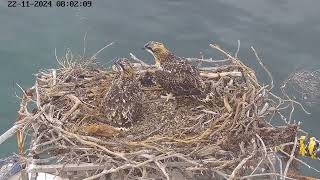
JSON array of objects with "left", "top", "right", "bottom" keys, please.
[
  {"left": 143, "top": 41, "right": 205, "bottom": 100},
  {"left": 102, "top": 58, "right": 143, "bottom": 126}
]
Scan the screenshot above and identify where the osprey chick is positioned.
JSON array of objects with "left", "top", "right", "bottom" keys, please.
[
  {"left": 144, "top": 41, "right": 205, "bottom": 98},
  {"left": 103, "top": 58, "right": 142, "bottom": 126}
]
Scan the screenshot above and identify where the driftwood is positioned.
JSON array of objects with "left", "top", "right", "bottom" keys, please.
[{"left": 5, "top": 42, "right": 319, "bottom": 179}]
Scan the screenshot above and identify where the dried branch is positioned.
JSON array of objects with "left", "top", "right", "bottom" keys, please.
[
  {"left": 90, "top": 42, "right": 114, "bottom": 60},
  {"left": 251, "top": 46, "right": 274, "bottom": 90},
  {"left": 283, "top": 136, "right": 298, "bottom": 178}
]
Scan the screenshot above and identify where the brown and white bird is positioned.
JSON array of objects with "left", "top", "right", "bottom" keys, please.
[
  {"left": 103, "top": 58, "right": 142, "bottom": 126},
  {"left": 144, "top": 41, "right": 205, "bottom": 100}
]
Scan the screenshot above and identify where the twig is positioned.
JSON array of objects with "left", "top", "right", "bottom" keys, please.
[
  {"left": 35, "top": 82, "right": 41, "bottom": 108},
  {"left": 276, "top": 153, "right": 284, "bottom": 178},
  {"left": 223, "top": 96, "right": 233, "bottom": 113},
  {"left": 186, "top": 57, "right": 230, "bottom": 63},
  {"left": 235, "top": 40, "right": 240, "bottom": 58},
  {"left": 90, "top": 42, "right": 114, "bottom": 60},
  {"left": 60, "top": 94, "right": 81, "bottom": 122},
  {"left": 16, "top": 83, "right": 28, "bottom": 98},
  {"left": 288, "top": 102, "right": 294, "bottom": 124},
  {"left": 228, "top": 140, "right": 256, "bottom": 180},
  {"left": 251, "top": 46, "right": 274, "bottom": 90},
  {"left": 130, "top": 53, "right": 149, "bottom": 67},
  {"left": 200, "top": 71, "right": 242, "bottom": 78},
  {"left": 155, "top": 160, "right": 170, "bottom": 180},
  {"left": 283, "top": 136, "right": 298, "bottom": 179},
  {"left": 52, "top": 69, "right": 57, "bottom": 86},
  {"left": 279, "top": 149, "right": 320, "bottom": 173},
  {"left": 209, "top": 44, "right": 236, "bottom": 61},
  {"left": 83, "top": 32, "right": 87, "bottom": 58},
  {"left": 57, "top": 126, "right": 128, "bottom": 161},
  {"left": 55, "top": 48, "right": 65, "bottom": 68},
  {"left": 240, "top": 173, "right": 297, "bottom": 180},
  {"left": 28, "top": 163, "right": 112, "bottom": 173},
  {"left": 250, "top": 134, "right": 268, "bottom": 175}
]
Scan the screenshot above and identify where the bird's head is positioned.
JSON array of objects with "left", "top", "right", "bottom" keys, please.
[
  {"left": 144, "top": 41, "right": 170, "bottom": 66},
  {"left": 115, "top": 58, "right": 135, "bottom": 78}
]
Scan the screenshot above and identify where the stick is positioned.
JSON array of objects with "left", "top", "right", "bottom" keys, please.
[
  {"left": 130, "top": 53, "right": 149, "bottom": 67},
  {"left": 28, "top": 163, "right": 111, "bottom": 173},
  {"left": 155, "top": 160, "right": 170, "bottom": 180},
  {"left": 90, "top": 42, "right": 114, "bottom": 60},
  {"left": 186, "top": 57, "right": 230, "bottom": 63},
  {"left": 240, "top": 173, "right": 297, "bottom": 180},
  {"left": 235, "top": 40, "right": 240, "bottom": 58},
  {"left": 60, "top": 95, "right": 81, "bottom": 122},
  {"left": 251, "top": 46, "right": 274, "bottom": 90},
  {"left": 200, "top": 71, "right": 242, "bottom": 78},
  {"left": 83, "top": 32, "right": 87, "bottom": 58},
  {"left": 229, "top": 153, "right": 255, "bottom": 180},
  {"left": 0, "top": 125, "right": 20, "bottom": 145},
  {"left": 283, "top": 136, "right": 298, "bottom": 178}
]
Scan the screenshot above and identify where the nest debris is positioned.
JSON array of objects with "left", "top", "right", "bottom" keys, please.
[{"left": 15, "top": 43, "right": 315, "bottom": 180}]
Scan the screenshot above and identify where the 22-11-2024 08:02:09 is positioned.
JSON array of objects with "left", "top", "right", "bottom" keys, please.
[{"left": 7, "top": 0, "right": 93, "bottom": 8}]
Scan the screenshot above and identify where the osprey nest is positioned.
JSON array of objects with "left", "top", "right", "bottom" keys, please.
[{"left": 16, "top": 44, "right": 310, "bottom": 180}]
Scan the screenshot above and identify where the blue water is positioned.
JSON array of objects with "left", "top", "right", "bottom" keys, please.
[{"left": 0, "top": 0, "right": 319, "bottom": 177}]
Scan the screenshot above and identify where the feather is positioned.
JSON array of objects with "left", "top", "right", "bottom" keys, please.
[{"left": 103, "top": 58, "right": 143, "bottom": 126}]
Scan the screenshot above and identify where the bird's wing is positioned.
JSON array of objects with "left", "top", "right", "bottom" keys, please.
[
  {"left": 120, "top": 80, "right": 142, "bottom": 123},
  {"left": 103, "top": 78, "right": 142, "bottom": 125},
  {"left": 156, "top": 60, "right": 204, "bottom": 95},
  {"left": 103, "top": 79, "right": 124, "bottom": 113},
  {"left": 165, "top": 60, "right": 204, "bottom": 94}
]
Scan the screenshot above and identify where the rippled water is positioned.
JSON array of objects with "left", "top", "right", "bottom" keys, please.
[{"left": 0, "top": 0, "right": 319, "bottom": 176}]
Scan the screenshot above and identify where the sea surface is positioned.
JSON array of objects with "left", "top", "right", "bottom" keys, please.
[{"left": 0, "top": 0, "right": 319, "bottom": 177}]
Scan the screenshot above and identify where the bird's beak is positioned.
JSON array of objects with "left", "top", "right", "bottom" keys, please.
[
  {"left": 143, "top": 43, "right": 148, "bottom": 50},
  {"left": 143, "top": 42, "right": 152, "bottom": 51}
]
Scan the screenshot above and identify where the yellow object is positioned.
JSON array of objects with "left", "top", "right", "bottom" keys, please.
[
  {"left": 308, "top": 137, "right": 316, "bottom": 159},
  {"left": 299, "top": 136, "right": 306, "bottom": 156},
  {"left": 298, "top": 136, "right": 319, "bottom": 159}
]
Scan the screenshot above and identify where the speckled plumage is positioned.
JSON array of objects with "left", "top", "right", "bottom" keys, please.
[
  {"left": 103, "top": 58, "right": 142, "bottom": 126},
  {"left": 144, "top": 41, "right": 205, "bottom": 96}
]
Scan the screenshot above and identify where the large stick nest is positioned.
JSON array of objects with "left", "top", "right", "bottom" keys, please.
[{"left": 17, "top": 45, "right": 306, "bottom": 180}]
